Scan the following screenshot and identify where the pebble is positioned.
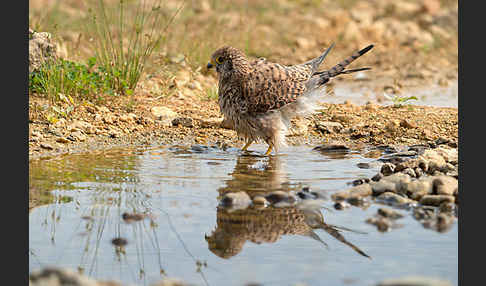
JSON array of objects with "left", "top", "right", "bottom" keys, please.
[
  {"left": 265, "top": 191, "right": 296, "bottom": 205},
  {"left": 334, "top": 201, "right": 350, "bottom": 210},
  {"left": 315, "top": 121, "right": 343, "bottom": 134},
  {"left": 331, "top": 183, "right": 372, "bottom": 201},
  {"left": 419, "top": 195, "right": 455, "bottom": 206},
  {"left": 432, "top": 176, "right": 458, "bottom": 196},
  {"left": 377, "top": 207, "right": 404, "bottom": 219},
  {"left": 40, "top": 143, "right": 53, "bottom": 150},
  {"left": 413, "top": 206, "right": 436, "bottom": 220},
  {"left": 380, "top": 163, "right": 395, "bottom": 176},
  {"left": 252, "top": 196, "right": 268, "bottom": 206},
  {"left": 220, "top": 191, "right": 252, "bottom": 208},
  {"left": 313, "top": 143, "right": 349, "bottom": 152},
  {"left": 352, "top": 178, "right": 370, "bottom": 186},
  {"left": 365, "top": 216, "right": 392, "bottom": 232},
  {"left": 172, "top": 117, "right": 194, "bottom": 128},
  {"left": 376, "top": 192, "right": 413, "bottom": 206},
  {"left": 377, "top": 275, "right": 453, "bottom": 286}
]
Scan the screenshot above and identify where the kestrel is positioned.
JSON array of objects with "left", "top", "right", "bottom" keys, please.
[{"left": 207, "top": 43, "right": 374, "bottom": 155}]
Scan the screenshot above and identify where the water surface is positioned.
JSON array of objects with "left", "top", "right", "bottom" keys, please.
[{"left": 29, "top": 145, "right": 458, "bottom": 286}]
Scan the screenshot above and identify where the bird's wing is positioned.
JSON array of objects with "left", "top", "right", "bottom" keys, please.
[{"left": 242, "top": 62, "right": 312, "bottom": 114}]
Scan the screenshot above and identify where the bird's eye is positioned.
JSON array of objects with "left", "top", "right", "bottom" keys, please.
[{"left": 215, "top": 56, "right": 224, "bottom": 64}]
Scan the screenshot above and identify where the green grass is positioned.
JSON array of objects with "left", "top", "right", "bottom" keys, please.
[
  {"left": 29, "top": 57, "right": 111, "bottom": 102},
  {"left": 86, "top": 0, "right": 184, "bottom": 96}
]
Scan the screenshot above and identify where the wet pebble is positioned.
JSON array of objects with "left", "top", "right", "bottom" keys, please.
[
  {"left": 371, "top": 173, "right": 383, "bottom": 182},
  {"left": 380, "top": 163, "right": 395, "bottom": 176},
  {"left": 377, "top": 275, "right": 453, "bottom": 286},
  {"left": 432, "top": 176, "right": 458, "bottom": 196},
  {"left": 436, "top": 213, "right": 455, "bottom": 233},
  {"left": 365, "top": 216, "right": 393, "bottom": 232},
  {"left": 220, "top": 191, "right": 252, "bottom": 208},
  {"left": 351, "top": 178, "right": 370, "bottom": 186},
  {"left": 376, "top": 192, "right": 413, "bottom": 206},
  {"left": 265, "top": 191, "right": 296, "bottom": 205},
  {"left": 419, "top": 195, "right": 455, "bottom": 206},
  {"left": 313, "top": 143, "right": 350, "bottom": 152},
  {"left": 331, "top": 183, "right": 372, "bottom": 201},
  {"left": 122, "top": 212, "right": 147, "bottom": 223},
  {"left": 413, "top": 206, "right": 436, "bottom": 221},
  {"left": 334, "top": 201, "right": 351, "bottom": 210},
  {"left": 377, "top": 207, "right": 404, "bottom": 219},
  {"left": 438, "top": 202, "right": 455, "bottom": 213},
  {"left": 252, "top": 196, "right": 268, "bottom": 206}
]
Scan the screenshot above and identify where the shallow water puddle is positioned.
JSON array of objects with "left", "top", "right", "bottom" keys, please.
[{"left": 29, "top": 145, "right": 457, "bottom": 286}]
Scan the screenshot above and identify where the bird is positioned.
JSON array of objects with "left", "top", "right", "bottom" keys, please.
[{"left": 207, "top": 43, "right": 374, "bottom": 155}]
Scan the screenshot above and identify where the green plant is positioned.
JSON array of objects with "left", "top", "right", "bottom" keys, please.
[
  {"left": 383, "top": 93, "right": 418, "bottom": 108},
  {"left": 29, "top": 57, "right": 110, "bottom": 102},
  {"left": 87, "top": 0, "right": 184, "bottom": 96}
]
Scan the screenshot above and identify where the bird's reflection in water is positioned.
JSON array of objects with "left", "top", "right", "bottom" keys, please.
[{"left": 206, "top": 154, "right": 370, "bottom": 259}]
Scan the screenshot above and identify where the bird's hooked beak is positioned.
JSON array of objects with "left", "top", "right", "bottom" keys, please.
[{"left": 207, "top": 60, "right": 215, "bottom": 69}]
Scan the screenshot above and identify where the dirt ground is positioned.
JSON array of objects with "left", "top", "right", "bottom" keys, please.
[{"left": 28, "top": 0, "right": 458, "bottom": 161}]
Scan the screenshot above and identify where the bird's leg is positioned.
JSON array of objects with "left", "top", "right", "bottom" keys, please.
[
  {"left": 241, "top": 139, "right": 254, "bottom": 151},
  {"left": 264, "top": 144, "right": 273, "bottom": 156}
]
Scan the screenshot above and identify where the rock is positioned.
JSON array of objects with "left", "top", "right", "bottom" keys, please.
[
  {"left": 432, "top": 176, "right": 458, "bottom": 196},
  {"left": 69, "top": 131, "right": 87, "bottom": 142},
  {"left": 29, "top": 267, "right": 114, "bottom": 286},
  {"left": 172, "top": 117, "right": 194, "bottom": 128},
  {"left": 385, "top": 121, "right": 399, "bottom": 133},
  {"left": 419, "top": 195, "right": 455, "bottom": 206},
  {"left": 439, "top": 202, "right": 455, "bottom": 213},
  {"left": 402, "top": 177, "right": 434, "bottom": 200},
  {"left": 40, "top": 143, "right": 53, "bottom": 150},
  {"left": 380, "top": 163, "right": 396, "bottom": 176},
  {"left": 377, "top": 207, "right": 404, "bottom": 219},
  {"left": 220, "top": 192, "right": 251, "bottom": 208},
  {"left": 334, "top": 201, "right": 350, "bottom": 210},
  {"left": 419, "top": 149, "right": 447, "bottom": 174},
  {"left": 402, "top": 168, "right": 416, "bottom": 178},
  {"left": 199, "top": 117, "right": 223, "bottom": 128},
  {"left": 391, "top": 2, "right": 422, "bottom": 15},
  {"left": 152, "top": 278, "right": 189, "bottom": 286},
  {"left": 370, "top": 180, "right": 397, "bottom": 196},
  {"left": 29, "top": 30, "right": 58, "bottom": 74},
  {"left": 377, "top": 275, "right": 453, "bottom": 286},
  {"left": 376, "top": 192, "right": 413, "bottom": 206},
  {"left": 436, "top": 213, "right": 455, "bottom": 233},
  {"left": 252, "top": 196, "right": 268, "bottom": 206},
  {"left": 56, "top": 137, "right": 70, "bottom": 144},
  {"left": 371, "top": 173, "right": 383, "bottom": 182},
  {"left": 331, "top": 183, "right": 372, "bottom": 201},
  {"left": 399, "top": 119, "right": 416, "bottom": 129},
  {"left": 265, "top": 191, "right": 296, "bottom": 205},
  {"left": 313, "top": 143, "right": 349, "bottom": 152},
  {"left": 365, "top": 216, "right": 392, "bottom": 232},
  {"left": 315, "top": 121, "right": 343, "bottom": 134},
  {"left": 68, "top": 120, "right": 93, "bottom": 133},
  {"left": 413, "top": 206, "right": 436, "bottom": 220},
  {"left": 151, "top": 106, "right": 178, "bottom": 121},
  {"left": 352, "top": 178, "right": 370, "bottom": 186}
]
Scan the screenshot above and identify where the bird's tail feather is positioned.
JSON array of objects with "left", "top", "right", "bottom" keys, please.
[{"left": 316, "top": 44, "right": 374, "bottom": 85}]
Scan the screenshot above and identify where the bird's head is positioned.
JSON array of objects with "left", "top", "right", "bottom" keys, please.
[{"left": 208, "top": 46, "right": 249, "bottom": 76}]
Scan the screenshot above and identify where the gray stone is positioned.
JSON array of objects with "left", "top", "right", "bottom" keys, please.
[
  {"left": 380, "top": 163, "right": 395, "bottom": 176},
  {"left": 172, "top": 117, "right": 194, "bottom": 128},
  {"left": 29, "top": 30, "right": 58, "bottom": 74}
]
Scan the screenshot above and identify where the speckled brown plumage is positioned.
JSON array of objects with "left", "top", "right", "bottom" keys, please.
[{"left": 208, "top": 43, "right": 374, "bottom": 155}]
